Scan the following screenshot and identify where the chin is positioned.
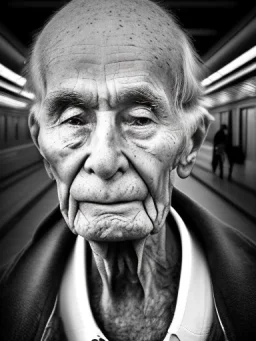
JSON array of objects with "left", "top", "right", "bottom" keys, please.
[{"left": 73, "top": 210, "right": 154, "bottom": 242}]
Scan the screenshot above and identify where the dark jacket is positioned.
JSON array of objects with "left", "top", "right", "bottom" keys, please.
[
  {"left": 213, "top": 130, "right": 227, "bottom": 148},
  {"left": 1, "top": 188, "right": 256, "bottom": 341}
]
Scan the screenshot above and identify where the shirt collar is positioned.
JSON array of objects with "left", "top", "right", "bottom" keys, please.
[
  {"left": 59, "top": 207, "right": 214, "bottom": 341},
  {"left": 166, "top": 208, "right": 214, "bottom": 341}
]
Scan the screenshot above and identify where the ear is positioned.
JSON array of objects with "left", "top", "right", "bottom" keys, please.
[
  {"left": 28, "top": 105, "right": 55, "bottom": 181},
  {"left": 28, "top": 105, "right": 40, "bottom": 151},
  {"left": 43, "top": 159, "right": 55, "bottom": 180},
  {"left": 177, "top": 113, "right": 212, "bottom": 179}
]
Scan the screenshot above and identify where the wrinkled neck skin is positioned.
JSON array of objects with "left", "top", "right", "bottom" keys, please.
[{"left": 89, "top": 218, "right": 181, "bottom": 317}]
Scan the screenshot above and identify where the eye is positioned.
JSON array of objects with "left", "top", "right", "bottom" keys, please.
[
  {"left": 59, "top": 107, "right": 90, "bottom": 126},
  {"left": 65, "top": 115, "right": 84, "bottom": 126},
  {"left": 125, "top": 107, "right": 155, "bottom": 127},
  {"left": 129, "top": 117, "right": 153, "bottom": 126}
]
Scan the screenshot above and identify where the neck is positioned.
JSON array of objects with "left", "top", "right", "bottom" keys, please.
[{"left": 88, "top": 219, "right": 181, "bottom": 317}]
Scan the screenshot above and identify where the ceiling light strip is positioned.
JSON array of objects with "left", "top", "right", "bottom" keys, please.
[
  {"left": 0, "top": 79, "right": 34, "bottom": 100},
  {"left": 202, "top": 45, "right": 256, "bottom": 87},
  {"left": 203, "top": 62, "right": 256, "bottom": 95},
  {"left": 0, "top": 63, "right": 27, "bottom": 87},
  {"left": 0, "top": 94, "right": 28, "bottom": 109}
]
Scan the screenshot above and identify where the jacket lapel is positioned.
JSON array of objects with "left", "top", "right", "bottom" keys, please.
[
  {"left": 172, "top": 187, "right": 256, "bottom": 341},
  {"left": 0, "top": 206, "right": 76, "bottom": 341}
]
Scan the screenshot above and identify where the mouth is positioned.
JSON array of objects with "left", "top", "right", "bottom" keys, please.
[{"left": 79, "top": 201, "right": 143, "bottom": 215}]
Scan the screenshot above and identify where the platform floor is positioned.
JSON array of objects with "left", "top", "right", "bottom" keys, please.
[
  {"left": 193, "top": 141, "right": 256, "bottom": 224},
  {"left": 175, "top": 175, "right": 256, "bottom": 241},
  {"left": 197, "top": 141, "right": 256, "bottom": 192}
]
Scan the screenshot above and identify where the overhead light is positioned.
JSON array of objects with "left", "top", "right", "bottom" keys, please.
[
  {"left": 202, "top": 45, "right": 256, "bottom": 87},
  {"left": 203, "top": 97, "right": 215, "bottom": 108},
  {"left": 217, "top": 92, "right": 231, "bottom": 104},
  {"left": 0, "top": 94, "right": 28, "bottom": 109},
  {"left": 203, "top": 62, "right": 256, "bottom": 94},
  {"left": 240, "top": 81, "right": 256, "bottom": 95},
  {"left": 0, "top": 63, "right": 27, "bottom": 87},
  {"left": 0, "top": 79, "right": 34, "bottom": 100}
]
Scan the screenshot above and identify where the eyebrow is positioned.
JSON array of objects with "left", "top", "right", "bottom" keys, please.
[
  {"left": 44, "top": 90, "right": 96, "bottom": 117},
  {"left": 116, "top": 85, "right": 169, "bottom": 118}
]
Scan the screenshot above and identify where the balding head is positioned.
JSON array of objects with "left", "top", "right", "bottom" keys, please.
[{"left": 28, "top": 0, "right": 203, "bottom": 114}]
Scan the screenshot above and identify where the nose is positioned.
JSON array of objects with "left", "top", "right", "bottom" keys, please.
[{"left": 84, "top": 112, "right": 129, "bottom": 180}]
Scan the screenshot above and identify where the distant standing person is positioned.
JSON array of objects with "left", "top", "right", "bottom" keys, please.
[
  {"left": 212, "top": 124, "right": 228, "bottom": 179},
  {"left": 226, "top": 142, "right": 235, "bottom": 181}
]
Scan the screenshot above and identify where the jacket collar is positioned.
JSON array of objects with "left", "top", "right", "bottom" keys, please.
[{"left": 172, "top": 187, "right": 256, "bottom": 341}]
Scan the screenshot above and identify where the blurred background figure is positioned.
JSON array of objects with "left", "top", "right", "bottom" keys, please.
[
  {"left": 212, "top": 124, "right": 228, "bottom": 179},
  {"left": 226, "top": 142, "right": 236, "bottom": 181}
]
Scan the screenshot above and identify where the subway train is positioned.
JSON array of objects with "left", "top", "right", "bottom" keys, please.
[
  {"left": 0, "top": 66, "right": 42, "bottom": 181},
  {"left": 205, "top": 74, "right": 256, "bottom": 168},
  {"left": 0, "top": 99, "right": 31, "bottom": 150}
]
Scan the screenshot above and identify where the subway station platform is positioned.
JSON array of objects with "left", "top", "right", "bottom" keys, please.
[{"left": 192, "top": 141, "right": 256, "bottom": 224}]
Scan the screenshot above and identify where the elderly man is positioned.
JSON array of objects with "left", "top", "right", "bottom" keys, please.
[{"left": 1, "top": 0, "right": 256, "bottom": 340}]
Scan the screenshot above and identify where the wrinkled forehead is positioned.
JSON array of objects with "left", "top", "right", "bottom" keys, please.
[{"left": 34, "top": 0, "right": 183, "bottom": 89}]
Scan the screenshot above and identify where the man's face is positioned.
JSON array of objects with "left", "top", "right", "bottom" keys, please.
[{"left": 35, "top": 7, "right": 186, "bottom": 242}]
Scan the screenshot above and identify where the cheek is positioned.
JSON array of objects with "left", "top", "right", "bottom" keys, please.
[
  {"left": 149, "top": 130, "right": 184, "bottom": 165},
  {"left": 124, "top": 129, "right": 184, "bottom": 232},
  {"left": 127, "top": 128, "right": 184, "bottom": 179},
  {"left": 38, "top": 128, "right": 62, "bottom": 164},
  {"left": 38, "top": 126, "right": 89, "bottom": 182}
]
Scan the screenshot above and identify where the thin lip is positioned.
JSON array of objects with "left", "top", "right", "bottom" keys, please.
[
  {"left": 79, "top": 199, "right": 142, "bottom": 205},
  {"left": 79, "top": 201, "right": 142, "bottom": 213}
]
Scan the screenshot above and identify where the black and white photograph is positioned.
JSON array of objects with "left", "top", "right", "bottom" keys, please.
[{"left": 0, "top": 1, "right": 256, "bottom": 340}]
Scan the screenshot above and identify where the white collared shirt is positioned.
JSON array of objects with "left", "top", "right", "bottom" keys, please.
[{"left": 59, "top": 207, "right": 214, "bottom": 341}]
